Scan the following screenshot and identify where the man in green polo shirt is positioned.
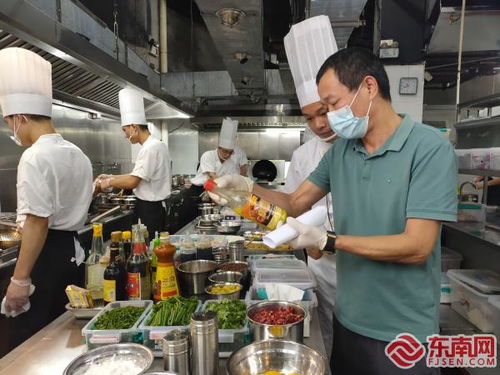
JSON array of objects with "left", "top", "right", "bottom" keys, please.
[{"left": 209, "top": 47, "right": 457, "bottom": 374}]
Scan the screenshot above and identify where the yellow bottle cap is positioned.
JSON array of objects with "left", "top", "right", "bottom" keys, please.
[
  {"left": 122, "top": 231, "right": 131, "bottom": 240},
  {"left": 93, "top": 223, "right": 103, "bottom": 236}
]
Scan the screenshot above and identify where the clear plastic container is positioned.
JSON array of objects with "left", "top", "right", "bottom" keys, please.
[
  {"left": 441, "top": 247, "right": 463, "bottom": 273},
  {"left": 245, "top": 285, "right": 318, "bottom": 310},
  {"left": 490, "top": 147, "right": 500, "bottom": 170},
  {"left": 447, "top": 270, "right": 500, "bottom": 332},
  {"left": 455, "top": 149, "right": 472, "bottom": 169},
  {"left": 81, "top": 300, "right": 153, "bottom": 349},
  {"left": 201, "top": 300, "right": 249, "bottom": 343},
  {"left": 139, "top": 300, "right": 202, "bottom": 357},
  {"left": 253, "top": 268, "right": 316, "bottom": 290},
  {"left": 471, "top": 148, "right": 491, "bottom": 169},
  {"left": 487, "top": 296, "right": 500, "bottom": 339},
  {"left": 251, "top": 258, "right": 308, "bottom": 273},
  {"left": 457, "top": 202, "right": 486, "bottom": 230}
]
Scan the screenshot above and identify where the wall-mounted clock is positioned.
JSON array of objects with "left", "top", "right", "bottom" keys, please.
[{"left": 399, "top": 77, "right": 418, "bottom": 95}]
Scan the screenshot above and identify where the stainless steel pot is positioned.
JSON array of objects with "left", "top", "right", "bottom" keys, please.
[
  {"left": 175, "top": 260, "right": 218, "bottom": 296},
  {"left": 247, "top": 301, "right": 306, "bottom": 343},
  {"left": 198, "top": 203, "right": 216, "bottom": 216}
]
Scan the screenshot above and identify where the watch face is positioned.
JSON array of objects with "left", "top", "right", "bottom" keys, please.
[{"left": 399, "top": 77, "right": 418, "bottom": 95}]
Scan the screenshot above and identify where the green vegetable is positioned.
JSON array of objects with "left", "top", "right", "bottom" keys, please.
[
  {"left": 206, "top": 300, "right": 247, "bottom": 329},
  {"left": 148, "top": 296, "right": 199, "bottom": 327},
  {"left": 94, "top": 306, "right": 145, "bottom": 330}
]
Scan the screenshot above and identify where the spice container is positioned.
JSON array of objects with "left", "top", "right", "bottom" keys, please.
[
  {"left": 190, "top": 311, "right": 219, "bottom": 375},
  {"left": 228, "top": 240, "right": 245, "bottom": 262},
  {"left": 162, "top": 329, "right": 191, "bottom": 375}
]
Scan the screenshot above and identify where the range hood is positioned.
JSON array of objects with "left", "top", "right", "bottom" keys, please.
[{"left": 0, "top": 0, "right": 192, "bottom": 119}]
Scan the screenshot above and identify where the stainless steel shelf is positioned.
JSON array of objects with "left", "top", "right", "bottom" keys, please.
[
  {"left": 454, "top": 115, "right": 500, "bottom": 130},
  {"left": 459, "top": 169, "right": 500, "bottom": 177},
  {"left": 458, "top": 93, "right": 500, "bottom": 109}
]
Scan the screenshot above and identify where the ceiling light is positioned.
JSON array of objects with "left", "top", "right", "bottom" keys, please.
[{"left": 216, "top": 8, "right": 246, "bottom": 27}]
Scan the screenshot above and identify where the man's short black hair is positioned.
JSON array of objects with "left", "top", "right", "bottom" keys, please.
[
  {"left": 138, "top": 124, "right": 149, "bottom": 131},
  {"left": 316, "top": 47, "right": 391, "bottom": 101}
]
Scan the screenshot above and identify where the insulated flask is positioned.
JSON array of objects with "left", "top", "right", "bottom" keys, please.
[{"left": 189, "top": 311, "right": 219, "bottom": 375}]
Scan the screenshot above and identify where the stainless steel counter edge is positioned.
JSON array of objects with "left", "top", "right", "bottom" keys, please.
[{"left": 0, "top": 308, "right": 331, "bottom": 375}]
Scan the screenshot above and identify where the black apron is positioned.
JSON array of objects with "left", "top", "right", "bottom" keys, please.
[
  {"left": 134, "top": 198, "right": 166, "bottom": 238},
  {"left": 7, "top": 229, "right": 83, "bottom": 350}
]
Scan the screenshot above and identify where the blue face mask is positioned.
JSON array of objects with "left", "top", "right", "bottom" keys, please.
[{"left": 326, "top": 83, "right": 372, "bottom": 139}]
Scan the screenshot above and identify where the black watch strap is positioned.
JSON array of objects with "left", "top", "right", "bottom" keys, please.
[{"left": 323, "top": 231, "right": 337, "bottom": 254}]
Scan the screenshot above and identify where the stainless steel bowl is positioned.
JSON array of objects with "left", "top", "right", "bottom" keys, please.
[
  {"left": 218, "top": 261, "right": 249, "bottom": 277},
  {"left": 63, "top": 343, "right": 154, "bottom": 375},
  {"left": 176, "top": 260, "right": 218, "bottom": 296},
  {"left": 208, "top": 271, "right": 243, "bottom": 283},
  {"left": 226, "top": 340, "right": 326, "bottom": 375},
  {"left": 205, "top": 282, "right": 242, "bottom": 300},
  {"left": 216, "top": 220, "right": 242, "bottom": 234},
  {"left": 247, "top": 301, "right": 306, "bottom": 343}
]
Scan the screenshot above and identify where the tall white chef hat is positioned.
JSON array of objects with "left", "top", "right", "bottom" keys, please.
[
  {"left": 0, "top": 47, "right": 52, "bottom": 117},
  {"left": 119, "top": 88, "right": 147, "bottom": 127},
  {"left": 284, "top": 15, "right": 338, "bottom": 108},
  {"left": 218, "top": 117, "right": 238, "bottom": 149}
]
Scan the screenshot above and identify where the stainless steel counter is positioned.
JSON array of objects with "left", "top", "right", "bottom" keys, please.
[{"left": 0, "top": 308, "right": 329, "bottom": 375}]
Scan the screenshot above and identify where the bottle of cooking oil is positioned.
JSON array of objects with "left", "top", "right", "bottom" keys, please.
[
  {"left": 204, "top": 179, "right": 287, "bottom": 230},
  {"left": 85, "top": 223, "right": 106, "bottom": 304}
]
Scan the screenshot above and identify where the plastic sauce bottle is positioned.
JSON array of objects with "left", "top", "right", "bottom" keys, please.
[
  {"left": 204, "top": 179, "right": 287, "bottom": 230},
  {"left": 153, "top": 241, "right": 179, "bottom": 301}
]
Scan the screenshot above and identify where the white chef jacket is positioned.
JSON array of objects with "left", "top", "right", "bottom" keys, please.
[
  {"left": 16, "top": 133, "right": 93, "bottom": 231},
  {"left": 130, "top": 135, "right": 171, "bottom": 202},
  {"left": 231, "top": 146, "right": 248, "bottom": 167},
  {"left": 283, "top": 135, "right": 336, "bottom": 358},
  {"left": 198, "top": 149, "right": 240, "bottom": 177}
]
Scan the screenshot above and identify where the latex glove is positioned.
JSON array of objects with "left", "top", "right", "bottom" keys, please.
[
  {"left": 207, "top": 174, "right": 254, "bottom": 205},
  {"left": 100, "top": 178, "right": 112, "bottom": 190},
  {"left": 287, "top": 217, "right": 327, "bottom": 250},
  {"left": 306, "top": 248, "right": 324, "bottom": 260},
  {"left": 97, "top": 174, "right": 110, "bottom": 180},
  {"left": 2, "top": 278, "right": 35, "bottom": 317}
]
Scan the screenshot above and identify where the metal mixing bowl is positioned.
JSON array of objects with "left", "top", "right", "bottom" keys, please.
[
  {"left": 205, "top": 282, "right": 242, "bottom": 300},
  {"left": 63, "top": 343, "right": 154, "bottom": 375},
  {"left": 247, "top": 301, "right": 306, "bottom": 343},
  {"left": 226, "top": 339, "right": 326, "bottom": 375},
  {"left": 209, "top": 270, "right": 243, "bottom": 283},
  {"left": 176, "top": 259, "right": 218, "bottom": 296}
]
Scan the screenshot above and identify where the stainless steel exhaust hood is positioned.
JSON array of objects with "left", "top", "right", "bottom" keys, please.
[{"left": 0, "top": 0, "right": 192, "bottom": 119}]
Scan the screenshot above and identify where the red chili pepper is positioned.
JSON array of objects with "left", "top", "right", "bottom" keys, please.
[{"left": 252, "top": 306, "right": 303, "bottom": 325}]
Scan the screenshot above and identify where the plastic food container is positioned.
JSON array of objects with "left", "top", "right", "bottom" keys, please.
[
  {"left": 139, "top": 300, "right": 202, "bottom": 357},
  {"left": 490, "top": 147, "right": 500, "bottom": 170},
  {"left": 250, "top": 258, "right": 308, "bottom": 273},
  {"left": 487, "top": 296, "right": 500, "bottom": 339},
  {"left": 447, "top": 269, "right": 500, "bottom": 332},
  {"left": 81, "top": 300, "right": 153, "bottom": 350},
  {"left": 441, "top": 247, "right": 463, "bottom": 273},
  {"left": 253, "top": 268, "right": 316, "bottom": 290},
  {"left": 455, "top": 149, "right": 472, "bottom": 169},
  {"left": 471, "top": 148, "right": 491, "bottom": 169}
]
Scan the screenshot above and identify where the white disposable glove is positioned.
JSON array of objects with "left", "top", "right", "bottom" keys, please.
[
  {"left": 207, "top": 174, "right": 254, "bottom": 205},
  {"left": 1, "top": 278, "right": 35, "bottom": 317},
  {"left": 286, "top": 217, "right": 327, "bottom": 250}
]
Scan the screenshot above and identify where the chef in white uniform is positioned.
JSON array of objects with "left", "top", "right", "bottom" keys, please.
[
  {"left": 0, "top": 48, "right": 93, "bottom": 348},
  {"left": 96, "top": 88, "right": 171, "bottom": 237},
  {"left": 194, "top": 117, "right": 245, "bottom": 183},
  {"left": 283, "top": 15, "right": 338, "bottom": 357}
]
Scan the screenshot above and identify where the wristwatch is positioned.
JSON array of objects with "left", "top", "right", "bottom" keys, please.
[{"left": 322, "top": 231, "right": 337, "bottom": 254}]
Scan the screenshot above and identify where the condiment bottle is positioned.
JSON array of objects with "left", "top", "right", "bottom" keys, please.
[
  {"left": 154, "top": 240, "right": 179, "bottom": 301},
  {"left": 126, "top": 224, "right": 151, "bottom": 300}
]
